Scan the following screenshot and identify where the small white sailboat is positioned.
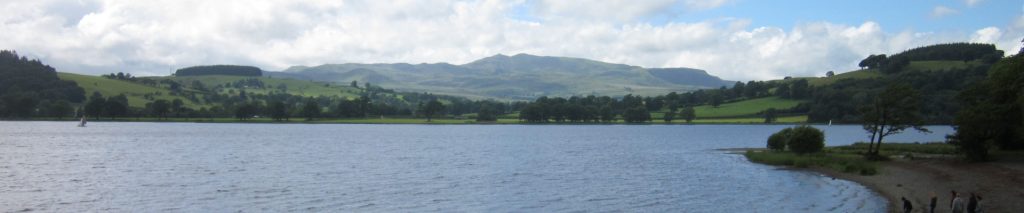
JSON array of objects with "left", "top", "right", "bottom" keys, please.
[
  {"left": 78, "top": 116, "right": 87, "bottom": 127},
  {"left": 828, "top": 120, "right": 832, "bottom": 126}
]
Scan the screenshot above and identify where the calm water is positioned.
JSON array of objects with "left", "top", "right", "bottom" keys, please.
[{"left": 0, "top": 122, "right": 952, "bottom": 212}]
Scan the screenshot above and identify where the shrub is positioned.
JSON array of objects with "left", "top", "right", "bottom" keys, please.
[
  {"left": 787, "top": 125, "right": 825, "bottom": 154},
  {"left": 767, "top": 128, "right": 791, "bottom": 151}
]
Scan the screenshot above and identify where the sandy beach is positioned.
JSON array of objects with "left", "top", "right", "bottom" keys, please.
[{"left": 813, "top": 157, "right": 1024, "bottom": 212}]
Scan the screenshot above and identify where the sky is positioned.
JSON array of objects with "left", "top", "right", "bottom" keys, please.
[{"left": 1, "top": 0, "right": 1022, "bottom": 81}]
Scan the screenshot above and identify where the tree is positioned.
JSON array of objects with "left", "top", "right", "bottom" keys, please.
[
  {"left": 952, "top": 99, "right": 1002, "bottom": 162},
  {"left": 519, "top": 103, "right": 547, "bottom": 122},
  {"left": 84, "top": 92, "right": 106, "bottom": 119},
  {"left": 419, "top": 100, "right": 445, "bottom": 122},
  {"left": 763, "top": 108, "right": 778, "bottom": 123},
  {"left": 787, "top": 126, "right": 825, "bottom": 154},
  {"left": 880, "top": 55, "right": 910, "bottom": 74},
  {"left": 357, "top": 95, "right": 371, "bottom": 117},
  {"left": 0, "top": 50, "right": 86, "bottom": 116},
  {"left": 776, "top": 83, "right": 791, "bottom": 99},
  {"left": 104, "top": 94, "right": 128, "bottom": 120},
  {"left": 234, "top": 102, "right": 258, "bottom": 120},
  {"left": 171, "top": 99, "right": 184, "bottom": 118},
  {"left": 859, "top": 54, "right": 887, "bottom": 69},
  {"left": 767, "top": 128, "right": 793, "bottom": 151},
  {"left": 710, "top": 93, "right": 723, "bottom": 108},
  {"left": 982, "top": 54, "right": 1024, "bottom": 150},
  {"left": 2, "top": 93, "right": 39, "bottom": 118},
  {"left": 476, "top": 105, "right": 498, "bottom": 122},
  {"left": 790, "top": 79, "right": 809, "bottom": 99},
  {"left": 663, "top": 110, "right": 676, "bottom": 123},
  {"left": 952, "top": 54, "right": 1024, "bottom": 161},
  {"left": 681, "top": 106, "right": 696, "bottom": 123},
  {"left": 622, "top": 106, "right": 650, "bottom": 123},
  {"left": 826, "top": 71, "right": 835, "bottom": 77},
  {"left": 268, "top": 101, "right": 289, "bottom": 121},
  {"left": 861, "top": 83, "right": 929, "bottom": 157},
  {"left": 46, "top": 100, "right": 72, "bottom": 119},
  {"left": 598, "top": 104, "right": 615, "bottom": 122},
  {"left": 334, "top": 99, "right": 359, "bottom": 118},
  {"left": 300, "top": 99, "right": 320, "bottom": 121},
  {"left": 150, "top": 100, "right": 170, "bottom": 120},
  {"left": 731, "top": 82, "right": 746, "bottom": 98},
  {"left": 175, "top": 65, "right": 261, "bottom": 76}
]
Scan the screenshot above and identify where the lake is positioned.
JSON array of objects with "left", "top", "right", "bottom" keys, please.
[{"left": 0, "top": 122, "right": 953, "bottom": 212}]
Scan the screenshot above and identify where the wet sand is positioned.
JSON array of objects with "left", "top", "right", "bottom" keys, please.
[{"left": 813, "top": 157, "right": 1024, "bottom": 212}]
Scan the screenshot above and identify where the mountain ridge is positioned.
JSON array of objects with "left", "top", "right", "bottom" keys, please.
[{"left": 269, "top": 53, "right": 734, "bottom": 100}]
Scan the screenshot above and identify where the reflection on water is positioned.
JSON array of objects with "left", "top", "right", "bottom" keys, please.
[{"left": 0, "top": 122, "right": 951, "bottom": 212}]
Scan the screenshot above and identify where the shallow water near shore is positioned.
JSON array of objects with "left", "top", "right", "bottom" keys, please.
[{"left": 0, "top": 121, "right": 952, "bottom": 212}]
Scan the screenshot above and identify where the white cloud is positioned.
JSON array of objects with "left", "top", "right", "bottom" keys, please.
[
  {"left": 682, "top": 0, "right": 734, "bottom": 11},
  {"left": 931, "top": 6, "right": 959, "bottom": 18},
  {"left": 965, "top": 0, "right": 983, "bottom": 7},
  {"left": 971, "top": 27, "right": 1002, "bottom": 43},
  {"left": 532, "top": 0, "right": 732, "bottom": 22},
  {"left": 0, "top": 0, "right": 1014, "bottom": 81},
  {"left": 1015, "top": 15, "right": 1024, "bottom": 29}
]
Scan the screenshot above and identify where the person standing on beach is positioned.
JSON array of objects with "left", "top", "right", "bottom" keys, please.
[
  {"left": 967, "top": 193, "right": 977, "bottom": 213},
  {"left": 952, "top": 192, "right": 965, "bottom": 213},
  {"left": 950, "top": 190, "right": 957, "bottom": 209},
  {"left": 901, "top": 197, "right": 913, "bottom": 213},
  {"left": 929, "top": 192, "right": 937, "bottom": 213},
  {"left": 974, "top": 195, "right": 984, "bottom": 213}
]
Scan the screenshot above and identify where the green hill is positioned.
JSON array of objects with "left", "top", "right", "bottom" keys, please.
[
  {"left": 58, "top": 72, "right": 201, "bottom": 108},
  {"left": 146, "top": 75, "right": 364, "bottom": 98},
  {"left": 803, "top": 60, "right": 985, "bottom": 86},
  {"left": 59, "top": 73, "right": 375, "bottom": 109}
]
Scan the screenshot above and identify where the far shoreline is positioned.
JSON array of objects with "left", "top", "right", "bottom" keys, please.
[{"left": 0, "top": 118, "right": 826, "bottom": 125}]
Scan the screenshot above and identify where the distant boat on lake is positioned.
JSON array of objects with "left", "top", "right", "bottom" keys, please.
[{"left": 78, "top": 116, "right": 87, "bottom": 127}]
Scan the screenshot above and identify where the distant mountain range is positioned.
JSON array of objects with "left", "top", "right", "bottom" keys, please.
[{"left": 267, "top": 54, "right": 734, "bottom": 100}]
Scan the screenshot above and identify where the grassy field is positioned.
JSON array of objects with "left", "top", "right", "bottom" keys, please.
[
  {"left": 903, "top": 60, "right": 979, "bottom": 72},
  {"left": 744, "top": 150, "right": 879, "bottom": 175},
  {"left": 58, "top": 72, "right": 203, "bottom": 108},
  {"left": 691, "top": 97, "right": 804, "bottom": 118},
  {"left": 148, "top": 75, "right": 364, "bottom": 98},
  {"left": 689, "top": 115, "right": 806, "bottom": 123},
  {"left": 59, "top": 73, "right": 382, "bottom": 110},
  {"left": 807, "top": 69, "right": 883, "bottom": 86}
]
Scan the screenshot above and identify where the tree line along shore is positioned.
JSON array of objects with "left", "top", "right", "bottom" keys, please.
[
  {"left": 740, "top": 42, "right": 1023, "bottom": 211},
  {"left": 0, "top": 43, "right": 1008, "bottom": 126}
]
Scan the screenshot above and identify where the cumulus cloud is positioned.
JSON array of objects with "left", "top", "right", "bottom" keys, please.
[
  {"left": 965, "top": 0, "right": 983, "bottom": 7},
  {"left": 931, "top": 6, "right": 959, "bottom": 18},
  {"left": 682, "top": 0, "right": 734, "bottom": 11},
  {"left": 0, "top": 0, "right": 1014, "bottom": 81},
  {"left": 971, "top": 27, "right": 1002, "bottom": 43},
  {"left": 532, "top": 0, "right": 732, "bottom": 22}
]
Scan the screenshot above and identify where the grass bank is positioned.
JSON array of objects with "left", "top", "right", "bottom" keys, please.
[
  {"left": 742, "top": 142, "right": 958, "bottom": 176},
  {"left": 744, "top": 150, "right": 880, "bottom": 175}
]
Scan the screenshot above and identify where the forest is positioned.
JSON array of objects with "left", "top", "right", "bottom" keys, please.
[
  {"left": 175, "top": 65, "right": 263, "bottom": 77},
  {"left": 0, "top": 50, "right": 85, "bottom": 118}
]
